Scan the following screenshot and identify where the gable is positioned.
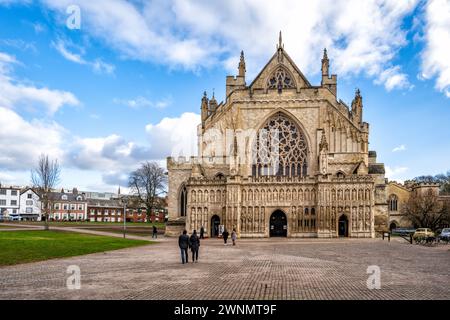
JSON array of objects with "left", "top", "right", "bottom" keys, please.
[{"left": 249, "top": 49, "right": 311, "bottom": 92}]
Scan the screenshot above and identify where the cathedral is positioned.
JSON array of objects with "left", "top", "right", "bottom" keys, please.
[{"left": 165, "top": 34, "right": 390, "bottom": 238}]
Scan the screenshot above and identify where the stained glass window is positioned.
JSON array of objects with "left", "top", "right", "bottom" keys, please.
[{"left": 252, "top": 112, "right": 308, "bottom": 177}]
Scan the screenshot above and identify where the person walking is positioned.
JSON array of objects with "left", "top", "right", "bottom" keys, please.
[
  {"left": 189, "top": 229, "right": 200, "bottom": 263},
  {"left": 200, "top": 226, "right": 205, "bottom": 239},
  {"left": 231, "top": 228, "right": 237, "bottom": 246},
  {"left": 152, "top": 225, "right": 157, "bottom": 239},
  {"left": 178, "top": 230, "right": 189, "bottom": 264},
  {"left": 222, "top": 228, "right": 229, "bottom": 245}
]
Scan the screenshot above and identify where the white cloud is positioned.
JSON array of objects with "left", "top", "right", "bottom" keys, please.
[
  {"left": 53, "top": 39, "right": 115, "bottom": 75},
  {"left": 0, "top": 51, "right": 79, "bottom": 115},
  {"left": 66, "top": 134, "right": 146, "bottom": 172},
  {"left": 41, "top": 0, "right": 417, "bottom": 91},
  {"left": 392, "top": 144, "right": 407, "bottom": 152},
  {"left": 0, "top": 39, "right": 37, "bottom": 53},
  {"left": 376, "top": 66, "right": 413, "bottom": 91},
  {"left": 146, "top": 112, "right": 200, "bottom": 159},
  {"left": 65, "top": 112, "right": 198, "bottom": 180},
  {"left": 32, "top": 22, "right": 46, "bottom": 34},
  {"left": 420, "top": 0, "right": 450, "bottom": 98},
  {"left": 0, "top": 107, "right": 65, "bottom": 171},
  {"left": 113, "top": 96, "right": 172, "bottom": 109},
  {"left": 385, "top": 166, "right": 409, "bottom": 181}
]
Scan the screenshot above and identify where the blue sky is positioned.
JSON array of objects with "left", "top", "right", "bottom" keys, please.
[{"left": 0, "top": 0, "right": 449, "bottom": 192}]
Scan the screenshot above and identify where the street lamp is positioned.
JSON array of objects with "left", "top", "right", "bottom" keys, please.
[{"left": 120, "top": 196, "right": 128, "bottom": 239}]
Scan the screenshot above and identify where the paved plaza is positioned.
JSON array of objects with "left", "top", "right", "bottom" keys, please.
[{"left": 0, "top": 236, "right": 449, "bottom": 300}]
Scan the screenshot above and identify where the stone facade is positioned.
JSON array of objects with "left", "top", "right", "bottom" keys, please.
[
  {"left": 166, "top": 35, "right": 390, "bottom": 238},
  {"left": 386, "top": 181, "right": 450, "bottom": 229}
]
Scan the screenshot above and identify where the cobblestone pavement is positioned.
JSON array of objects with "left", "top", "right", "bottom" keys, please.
[{"left": 0, "top": 237, "right": 449, "bottom": 300}]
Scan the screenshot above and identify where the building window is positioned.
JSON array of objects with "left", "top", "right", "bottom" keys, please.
[
  {"left": 252, "top": 112, "right": 308, "bottom": 177},
  {"left": 267, "top": 67, "right": 295, "bottom": 92},
  {"left": 61, "top": 195, "right": 68, "bottom": 200},
  {"left": 179, "top": 185, "right": 187, "bottom": 217},
  {"left": 54, "top": 203, "right": 60, "bottom": 210},
  {"left": 11, "top": 190, "right": 18, "bottom": 196},
  {"left": 0, "top": 200, "right": 6, "bottom": 205},
  {"left": 27, "top": 193, "right": 33, "bottom": 199},
  {"left": 26, "top": 207, "right": 33, "bottom": 213},
  {"left": 0, "top": 189, "right": 6, "bottom": 195},
  {"left": 78, "top": 204, "right": 83, "bottom": 210},
  {"left": 63, "top": 204, "right": 68, "bottom": 210},
  {"left": 389, "top": 194, "right": 398, "bottom": 212},
  {"left": 10, "top": 200, "right": 17, "bottom": 206}
]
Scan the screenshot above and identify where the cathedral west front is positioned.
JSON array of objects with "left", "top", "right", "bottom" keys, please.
[{"left": 166, "top": 34, "right": 389, "bottom": 238}]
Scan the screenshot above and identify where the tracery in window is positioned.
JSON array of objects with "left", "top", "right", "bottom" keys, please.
[
  {"left": 267, "top": 67, "right": 295, "bottom": 92},
  {"left": 388, "top": 194, "right": 398, "bottom": 211},
  {"left": 252, "top": 112, "right": 308, "bottom": 177}
]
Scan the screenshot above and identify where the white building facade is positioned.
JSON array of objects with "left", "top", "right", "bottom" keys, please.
[
  {"left": 19, "top": 188, "right": 42, "bottom": 221},
  {"left": 0, "top": 186, "right": 21, "bottom": 220}
]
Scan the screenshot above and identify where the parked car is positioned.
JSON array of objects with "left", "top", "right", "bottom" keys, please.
[
  {"left": 439, "top": 228, "right": 450, "bottom": 241},
  {"left": 413, "top": 228, "right": 435, "bottom": 240}
]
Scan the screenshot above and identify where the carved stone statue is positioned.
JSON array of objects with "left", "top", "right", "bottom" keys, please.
[{"left": 319, "top": 131, "right": 329, "bottom": 175}]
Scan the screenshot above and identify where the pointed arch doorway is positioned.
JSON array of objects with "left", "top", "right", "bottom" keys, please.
[
  {"left": 270, "top": 210, "right": 287, "bottom": 237},
  {"left": 338, "top": 214, "right": 349, "bottom": 237},
  {"left": 211, "top": 215, "right": 220, "bottom": 238}
]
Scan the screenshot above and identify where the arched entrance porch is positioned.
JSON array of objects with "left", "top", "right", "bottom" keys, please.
[
  {"left": 270, "top": 210, "right": 287, "bottom": 237},
  {"left": 338, "top": 214, "right": 349, "bottom": 237},
  {"left": 211, "top": 215, "right": 220, "bottom": 237}
]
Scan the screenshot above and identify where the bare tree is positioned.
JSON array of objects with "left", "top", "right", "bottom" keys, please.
[
  {"left": 31, "top": 154, "right": 61, "bottom": 230},
  {"left": 403, "top": 188, "right": 449, "bottom": 230},
  {"left": 128, "top": 161, "right": 167, "bottom": 223},
  {"left": 412, "top": 171, "right": 450, "bottom": 194}
]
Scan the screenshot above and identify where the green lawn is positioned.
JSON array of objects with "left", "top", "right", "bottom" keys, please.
[
  {"left": 0, "top": 230, "right": 152, "bottom": 266},
  {"left": 10, "top": 221, "right": 166, "bottom": 229}
]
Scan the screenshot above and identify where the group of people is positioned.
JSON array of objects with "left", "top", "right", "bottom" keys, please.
[
  {"left": 177, "top": 227, "right": 237, "bottom": 264},
  {"left": 221, "top": 228, "right": 237, "bottom": 246},
  {"left": 178, "top": 229, "right": 201, "bottom": 264}
]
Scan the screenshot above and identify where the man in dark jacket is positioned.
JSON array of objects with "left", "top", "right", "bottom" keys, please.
[
  {"left": 222, "top": 229, "right": 229, "bottom": 245},
  {"left": 152, "top": 225, "right": 157, "bottom": 239},
  {"left": 200, "top": 226, "right": 205, "bottom": 239},
  {"left": 189, "top": 230, "right": 200, "bottom": 263},
  {"left": 178, "top": 230, "right": 189, "bottom": 264}
]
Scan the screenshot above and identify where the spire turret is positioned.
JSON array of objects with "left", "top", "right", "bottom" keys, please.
[
  {"left": 276, "top": 31, "right": 284, "bottom": 62},
  {"left": 320, "top": 48, "right": 337, "bottom": 96},
  {"left": 351, "top": 88, "right": 363, "bottom": 125},
  {"left": 201, "top": 91, "right": 209, "bottom": 128},
  {"left": 209, "top": 90, "right": 218, "bottom": 113},
  {"left": 238, "top": 50, "right": 246, "bottom": 78},
  {"left": 321, "top": 48, "right": 329, "bottom": 77}
]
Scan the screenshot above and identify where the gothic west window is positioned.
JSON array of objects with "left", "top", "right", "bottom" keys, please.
[
  {"left": 252, "top": 112, "right": 308, "bottom": 177},
  {"left": 388, "top": 194, "right": 398, "bottom": 212},
  {"left": 179, "top": 185, "right": 187, "bottom": 217}
]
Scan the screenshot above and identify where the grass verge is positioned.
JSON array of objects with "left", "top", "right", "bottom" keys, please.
[{"left": 0, "top": 230, "right": 152, "bottom": 266}]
